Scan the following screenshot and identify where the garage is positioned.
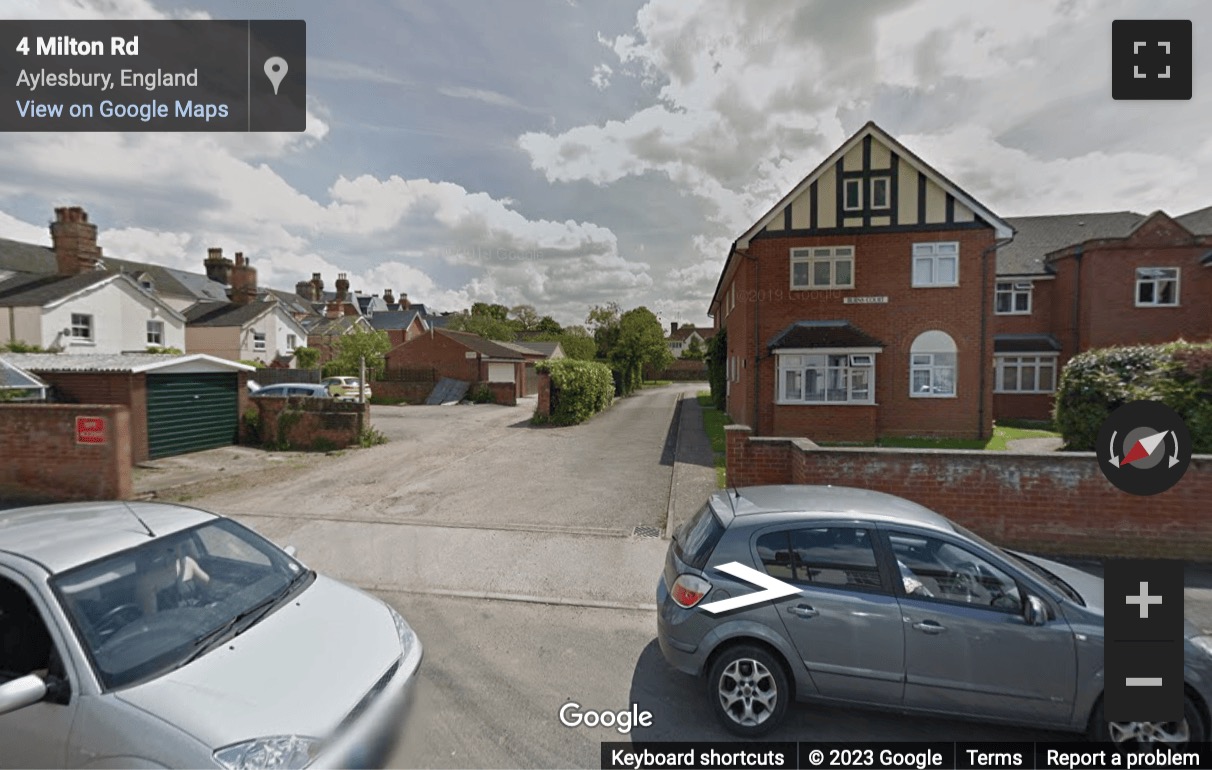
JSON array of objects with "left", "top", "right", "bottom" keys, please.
[
  {"left": 0, "top": 352, "right": 254, "bottom": 462},
  {"left": 146, "top": 372, "right": 239, "bottom": 459},
  {"left": 487, "top": 362, "right": 515, "bottom": 383}
]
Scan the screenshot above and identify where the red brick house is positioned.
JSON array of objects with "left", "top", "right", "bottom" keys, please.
[
  {"left": 368, "top": 308, "right": 427, "bottom": 348},
  {"left": 709, "top": 122, "right": 1013, "bottom": 442},
  {"left": 385, "top": 328, "right": 527, "bottom": 400},
  {"left": 992, "top": 210, "right": 1212, "bottom": 420}
]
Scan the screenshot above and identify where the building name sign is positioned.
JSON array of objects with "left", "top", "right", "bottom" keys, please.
[{"left": 843, "top": 296, "right": 889, "bottom": 305}]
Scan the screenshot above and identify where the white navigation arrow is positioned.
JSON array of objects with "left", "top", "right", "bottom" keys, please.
[{"left": 700, "top": 561, "right": 801, "bottom": 614}]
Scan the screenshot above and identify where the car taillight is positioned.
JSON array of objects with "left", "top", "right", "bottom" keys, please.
[{"left": 670, "top": 574, "right": 712, "bottom": 608}]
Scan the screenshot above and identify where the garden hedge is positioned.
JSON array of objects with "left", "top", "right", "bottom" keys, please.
[
  {"left": 535, "top": 358, "right": 614, "bottom": 425},
  {"left": 1054, "top": 341, "right": 1212, "bottom": 451}
]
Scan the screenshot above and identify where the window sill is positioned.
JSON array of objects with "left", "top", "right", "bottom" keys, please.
[
  {"left": 775, "top": 400, "right": 878, "bottom": 407},
  {"left": 909, "top": 393, "right": 957, "bottom": 399},
  {"left": 994, "top": 391, "right": 1055, "bottom": 395},
  {"left": 1134, "top": 303, "right": 1180, "bottom": 308},
  {"left": 911, "top": 283, "right": 960, "bottom": 289},
  {"left": 994, "top": 311, "right": 1032, "bottom": 316},
  {"left": 789, "top": 284, "right": 856, "bottom": 292},
  {"left": 68, "top": 339, "right": 95, "bottom": 346}
]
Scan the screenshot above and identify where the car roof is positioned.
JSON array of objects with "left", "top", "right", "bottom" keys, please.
[
  {"left": 0, "top": 501, "right": 217, "bottom": 574},
  {"left": 717, "top": 485, "right": 957, "bottom": 533},
  {"left": 260, "top": 383, "right": 325, "bottom": 390}
]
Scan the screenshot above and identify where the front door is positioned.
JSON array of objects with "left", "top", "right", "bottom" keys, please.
[
  {"left": 0, "top": 569, "right": 78, "bottom": 769},
  {"left": 756, "top": 525, "right": 905, "bottom": 705},
  {"left": 886, "top": 530, "right": 1077, "bottom": 725}
]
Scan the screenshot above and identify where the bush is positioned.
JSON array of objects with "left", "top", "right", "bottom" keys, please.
[
  {"left": 470, "top": 384, "right": 494, "bottom": 404},
  {"left": 1, "top": 340, "right": 55, "bottom": 353},
  {"left": 1054, "top": 341, "right": 1212, "bottom": 451},
  {"left": 535, "top": 358, "right": 613, "bottom": 425},
  {"left": 706, "top": 329, "right": 727, "bottom": 411}
]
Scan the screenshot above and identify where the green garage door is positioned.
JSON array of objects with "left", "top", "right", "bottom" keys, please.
[{"left": 146, "top": 373, "right": 239, "bottom": 459}]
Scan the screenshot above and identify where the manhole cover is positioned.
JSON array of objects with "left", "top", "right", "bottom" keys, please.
[{"left": 632, "top": 526, "right": 662, "bottom": 538}]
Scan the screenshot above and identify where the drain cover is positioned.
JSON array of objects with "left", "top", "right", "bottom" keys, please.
[{"left": 632, "top": 526, "right": 662, "bottom": 538}]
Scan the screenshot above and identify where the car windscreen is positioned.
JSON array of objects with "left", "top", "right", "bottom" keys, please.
[
  {"left": 51, "top": 518, "right": 312, "bottom": 690},
  {"left": 673, "top": 503, "right": 725, "bottom": 570}
]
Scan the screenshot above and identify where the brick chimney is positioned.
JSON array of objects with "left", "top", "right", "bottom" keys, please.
[
  {"left": 670, "top": 322, "right": 679, "bottom": 334},
  {"left": 335, "top": 272, "right": 350, "bottom": 302},
  {"left": 399, "top": 292, "right": 410, "bottom": 310},
  {"left": 295, "top": 279, "right": 313, "bottom": 298},
  {"left": 204, "top": 247, "right": 234, "bottom": 285},
  {"left": 325, "top": 300, "right": 342, "bottom": 319},
  {"left": 50, "top": 206, "right": 103, "bottom": 276},
  {"left": 383, "top": 289, "right": 395, "bottom": 306},
  {"left": 228, "top": 252, "right": 258, "bottom": 306},
  {"left": 309, "top": 272, "right": 324, "bottom": 302}
]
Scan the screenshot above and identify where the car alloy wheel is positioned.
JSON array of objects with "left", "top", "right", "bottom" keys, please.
[
  {"left": 707, "top": 645, "right": 789, "bottom": 737},
  {"left": 1090, "top": 694, "right": 1206, "bottom": 747}
]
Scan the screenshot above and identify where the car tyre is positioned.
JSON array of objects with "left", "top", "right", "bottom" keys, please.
[
  {"left": 1088, "top": 693, "right": 1206, "bottom": 746},
  {"left": 706, "top": 644, "right": 789, "bottom": 737}
]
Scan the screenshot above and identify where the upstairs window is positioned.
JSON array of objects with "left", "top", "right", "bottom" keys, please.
[
  {"left": 790, "top": 247, "right": 854, "bottom": 290},
  {"left": 70, "top": 313, "right": 92, "bottom": 340},
  {"left": 1136, "top": 267, "right": 1179, "bottom": 306},
  {"left": 869, "top": 177, "right": 890, "bottom": 210},
  {"left": 253, "top": 331, "right": 267, "bottom": 351},
  {"left": 843, "top": 178, "right": 862, "bottom": 211},
  {"left": 146, "top": 320, "right": 163, "bottom": 345},
  {"left": 286, "top": 334, "right": 297, "bottom": 350},
  {"left": 995, "top": 281, "right": 1032, "bottom": 314},
  {"left": 912, "top": 242, "right": 959, "bottom": 288}
]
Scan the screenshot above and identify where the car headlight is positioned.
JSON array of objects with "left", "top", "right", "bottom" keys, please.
[
  {"left": 1191, "top": 635, "right": 1212, "bottom": 658},
  {"left": 387, "top": 604, "right": 417, "bottom": 658},
  {"left": 213, "top": 735, "right": 321, "bottom": 770}
]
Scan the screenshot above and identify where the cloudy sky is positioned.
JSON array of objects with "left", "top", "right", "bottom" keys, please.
[{"left": 3, "top": 0, "right": 1211, "bottom": 325}]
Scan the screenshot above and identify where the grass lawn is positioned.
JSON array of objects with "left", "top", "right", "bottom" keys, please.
[
  {"left": 641, "top": 380, "right": 673, "bottom": 388},
  {"left": 696, "top": 391, "right": 729, "bottom": 487},
  {"left": 825, "top": 421, "right": 1062, "bottom": 451}
]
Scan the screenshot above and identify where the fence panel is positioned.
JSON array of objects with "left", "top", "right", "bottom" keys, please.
[{"left": 252, "top": 368, "right": 322, "bottom": 385}]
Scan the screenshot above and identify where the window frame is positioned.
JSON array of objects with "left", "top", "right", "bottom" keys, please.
[
  {"left": 252, "top": 331, "right": 267, "bottom": 351},
  {"left": 69, "top": 313, "right": 93, "bottom": 341},
  {"left": 843, "top": 178, "right": 863, "bottom": 212},
  {"left": 994, "top": 280, "right": 1032, "bottom": 315},
  {"left": 909, "top": 331, "right": 957, "bottom": 399},
  {"left": 755, "top": 525, "right": 892, "bottom": 595},
  {"left": 789, "top": 246, "right": 855, "bottom": 290},
  {"left": 286, "top": 333, "right": 297, "bottom": 351},
  {"left": 994, "top": 353, "right": 1058, "bottom": 394},
  {"left": 146, "top": 320, "right": 164, "bottom": 346},
  {"left": 911, "top": 242, "right": 960, "bottom": 288},
  {"left": 1135, "top": 267, "right": 1180, "bottom": 307},
  {"left": 882, "top": 529, "right": 1026, "bottom": 615},
  {"left": 776, "top": 349, "right": 877, "bottom": 406},
  {"left": 869, "top": 176, "right": 891, "bottom": 210}
]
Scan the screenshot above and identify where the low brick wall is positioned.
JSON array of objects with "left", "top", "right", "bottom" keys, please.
[
  {"left": 0, "top": 404, "right": 132, "bottom": 501},
  {"left": 253, "top": 397, "right": 368, "bottom": 451},
  {"left": 484, "top": 381, "right": 516, "bottom": 406},
  {"left": 371, "top": 380, "right": 432, "bottom": 404},
  {"left": 726, "top": 425, "right": 1212, "bottom": 560}
]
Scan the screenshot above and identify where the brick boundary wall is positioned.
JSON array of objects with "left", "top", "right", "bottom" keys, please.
[
  {"left": 369, "top": 380, "right": 432, "bottom": 404},
  {"left": 253, "top": 397, "right": 368, "bottom": 451},
  {"left": 485, "top": 381, "right": 517, "bottom": 406},
  {"left": 726, "top": 425, "right": 1212, "bottom": 560},
  {"left": 0, "top": 404, "right": 132, "bottom": 501}
]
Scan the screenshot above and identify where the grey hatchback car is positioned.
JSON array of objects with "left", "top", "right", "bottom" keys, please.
[{"left": 657, "top": 485, "right": 1212, "bottom": 746}]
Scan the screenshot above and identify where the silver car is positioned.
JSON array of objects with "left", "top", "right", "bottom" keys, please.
[
  {"left": 657, "top": 485, "right": 1212, "bottom": 746},
  {"left": 0, "top": 502, "right": 422, "bottom": 769}
]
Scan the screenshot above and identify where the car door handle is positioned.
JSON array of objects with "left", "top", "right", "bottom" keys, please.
[
  {"left": 912, "top": 620, "right": 946, "bottom": 634},
  {"left": 786, "top": 604, "right": 819, "bottom": 618}
]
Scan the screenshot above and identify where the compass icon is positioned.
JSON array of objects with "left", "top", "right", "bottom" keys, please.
[{"left": 1097, "top": 401, "right": 1191, "bottom": 495}]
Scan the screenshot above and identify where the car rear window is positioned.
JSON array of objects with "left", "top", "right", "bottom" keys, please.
[{"left": 674, "top": 503, "right": 725, "bottom": 570}]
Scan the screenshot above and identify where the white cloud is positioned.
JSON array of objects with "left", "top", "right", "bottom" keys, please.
[
  {"left": 437, "top": 85, "right": 530, "bottom": 111},
  {"left": 591, "top": 63, "right": 613, "bottom": 90}
]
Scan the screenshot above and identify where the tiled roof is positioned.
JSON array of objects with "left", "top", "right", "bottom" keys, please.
[
  {"left": 0, "top": 352, "right": 253, "bottom": 373},
  {"left": 308, "top": 315, "right": 365, "bottom": 336},
  {"left": 767, "top": 320, "right": 884, "bottom": 350},
  {"left": 509, "top": 341, "right": 562, "bottom": 358},
  {"left": 1178, "top": 205, "right": 1212, "bottom": 236},
  {"left": 0, "top": 238, "right": 56, "bottom": 274},
  {"left": 437, "top": 329, "right": 525, "bottom": 359},
  {"left": 0, "top": 270, "right": 114, "bottom": 307},
  {"left": 185, "top": 301, "right": 273, "bottom": 327},
  {"left": 993, "top": 334, "right": 1062, "bottom": 353},
  {"left": 426, "top": 314, "right": 450, "bottom": 329},
  {"left": 999, "top": 212, "right": 1146, "bottom": 276},
  {"left": 101, "top": 256, "right": 228, "bottom": 301},
  {"left": 669, "top": 326, "right": 714, "bottom": 341},
  {"left": 368, "top": 309, "right": 423, "bottom": 331}
]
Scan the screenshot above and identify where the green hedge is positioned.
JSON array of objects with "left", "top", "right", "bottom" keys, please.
[
  {"left": 1054, "top": 342, "right": 1212, "bottom": 451},
  {"left": 535, "top": 358, "right": 614, "bottom": 425},
  {"left": 706, "top": 329, "right": 727, "bottom": 412}
]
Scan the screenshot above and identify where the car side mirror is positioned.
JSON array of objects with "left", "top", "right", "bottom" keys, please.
[
  {"left": 0, "top": 674, "right": 48, "bottom": 716},
  {"left": 1023, "top": 595, "right": 1048, "bottom": 626},
  {"left": 284, "top": 545, "right": 298, "bottom": 558}
]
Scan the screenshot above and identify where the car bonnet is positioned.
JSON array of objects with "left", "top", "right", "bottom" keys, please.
[{"left": 113, "top": 575, "right": 401, "bottom": 749}]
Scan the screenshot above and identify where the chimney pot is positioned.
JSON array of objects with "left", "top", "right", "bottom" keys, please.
[
  {"left": 228, "top": 251, "right": 258, "bottom": 306},
  {"left": 50, "top": 205, "right": 102, "bottom": 276},
  {"left": 399, "top": 292, "right": 410, "bottom": 310}
]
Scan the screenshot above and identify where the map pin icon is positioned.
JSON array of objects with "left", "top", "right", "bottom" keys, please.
[{"left": 264, "top": 56, "right": 288, "bottom": 95}]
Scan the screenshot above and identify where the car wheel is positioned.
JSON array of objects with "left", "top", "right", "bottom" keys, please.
[
  {"left": 706, "top": 644, "right": 789, "bottom": 737},
  {"left": 1088, "top": 693, "right": 1207, "bottom": 746}
]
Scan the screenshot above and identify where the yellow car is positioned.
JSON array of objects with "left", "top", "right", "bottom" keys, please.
[{"left": 320, "top": 376, "right": 373, "bottom": 402}]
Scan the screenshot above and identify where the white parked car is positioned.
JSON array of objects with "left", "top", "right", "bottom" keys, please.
[
  {"left": 320, "top": 377, "right": 372, "bottom": 402},
  {"left": 0, "top": 502, "right": 422, "bottom": 769}
]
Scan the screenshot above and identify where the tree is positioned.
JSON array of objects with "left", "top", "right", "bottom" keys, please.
[
  {"left": 533, "top": 326, "right": 595, "bottom": 361},
  {"left": 445, "top": 312, "right": 517, "bottom": 341},
  {"left": 681, "top": 336, "right": 705, "bottom": 361},
  {"left": 536, "top": 315, "right": 562, "bottom": 334},
  {"left": 470, "top": 302, "right": 510, "bottom": 322},
  {"left": 510, "top": 304, "right": 540, "bottom": 331},
  {"left": 293, "top": 346, "right": 320, "bottom": 369},
  {"left": 586, "top": 302, "right": 622, "bottom": 359},
  {"left": 610, "top": 306, "right": 673, "bottom": 393},
  {"left": 329, "top": 327, "right": 391, "bottom": 377}
]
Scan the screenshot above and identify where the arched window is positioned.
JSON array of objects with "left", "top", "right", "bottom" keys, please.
[{"left": 909, "top": 331, "right": 956, "bottom": 397}]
